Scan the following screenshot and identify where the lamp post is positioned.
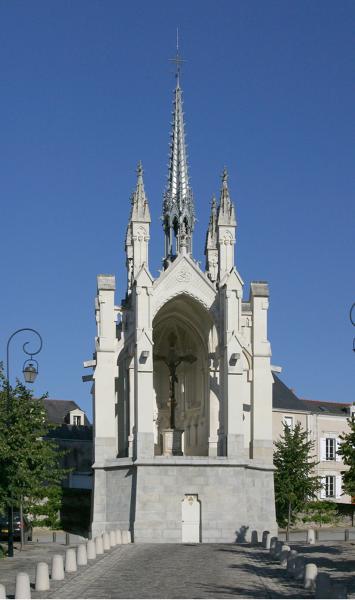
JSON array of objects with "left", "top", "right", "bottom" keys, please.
[{"left": 5, "top": 328, "right": 43, "bottom": 557}]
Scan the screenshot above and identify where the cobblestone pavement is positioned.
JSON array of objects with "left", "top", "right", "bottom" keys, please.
[
  {"left": 0, "top": 540, "right": 81, "bottom": 598},
  {"left": 2, "top": 540, "right": 355, "bottom": 598},
  {"left": 291, "top": 540, "right": 355, "bottom": 597},
  {"left": 1, "top": 542, "right": 311, "bottom": 599}
]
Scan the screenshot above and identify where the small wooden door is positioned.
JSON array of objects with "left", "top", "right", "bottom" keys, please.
[{"left": 181, "top": 494, "right": 200, "bottom": 543}]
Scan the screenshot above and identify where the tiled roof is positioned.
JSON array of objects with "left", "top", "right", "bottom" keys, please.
[
  {"left": 42, "top": 399, "right": 91, "bottom": 426},
  {"left": 272, "top": 374, "right": 309, "bottom": 412},
  {"left": 302, "top": 399, "right": 351, "bottom": 416},
  {"left": 272, "top": 375, "right": 352, "bottom": 416}
]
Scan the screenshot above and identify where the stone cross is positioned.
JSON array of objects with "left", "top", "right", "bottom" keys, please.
[{"left": 154, "top": 332, "right": 196, "bottom": 429}]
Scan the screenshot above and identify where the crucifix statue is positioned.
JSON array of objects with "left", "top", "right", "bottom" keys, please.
[{"left": 154, "top": 332, "right": 196, "bottom": 430}]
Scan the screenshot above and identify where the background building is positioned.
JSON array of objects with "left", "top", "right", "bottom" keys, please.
[
  {"left": 43, "top": 399, "right": 93, "bottom": 491},
  {"left": 272, "top": 372, "right": 353, "bottom": 504}
]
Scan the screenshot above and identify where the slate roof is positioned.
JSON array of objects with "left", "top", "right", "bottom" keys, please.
[
  {"left": 272, "top": 374, "right": 309, "bottom": 412},
  {"left": 42, "top": 399, "right": 91, "bottom": 426},
  {"left": 302, "top": 399, "right": 351, "bottom": 417},
  {"left": 272, "top": 374, "right": 352, "bottom": 416}
]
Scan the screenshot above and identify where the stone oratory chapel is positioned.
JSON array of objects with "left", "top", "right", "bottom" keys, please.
[{"left": 85, "top": 60, "right": 277, "bottom": 543}]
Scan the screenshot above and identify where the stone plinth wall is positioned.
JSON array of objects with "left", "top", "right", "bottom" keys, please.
[{"left": 91, "top": 457, "right": 277, "bottom": 543}]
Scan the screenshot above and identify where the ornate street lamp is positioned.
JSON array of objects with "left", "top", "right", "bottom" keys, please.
[
  {"left": 5, "top": 328, "right": 43, "bottom": 557},
  {"left": 23, "top": 360, "right": 39, "bottom": 383}
]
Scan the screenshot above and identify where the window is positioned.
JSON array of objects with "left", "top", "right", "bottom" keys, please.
[
  {"left": 283, "top": 416, "right": 293, "bottom": 429},
  {"left": 325, "top": 475, "right": 335, "bottom": 498},
  {"left": 326, "top": 438, "right": 336, "bottom": 461},
  {"left": 320, "top": 436, "right": 341, "bottom": 462},
  {"left": 73, "top": 415, "right": 82, "bottom": 426}
]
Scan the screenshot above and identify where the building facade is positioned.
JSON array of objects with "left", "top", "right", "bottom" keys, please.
[
  {"left": 44, "top": 399, "right": 93, "bottom": 491},
  {"left": 85, "top": 66, "right": 277, "bottom": 543},
  {"left": 272, "top": 374, "right": 353, "bottom": 504}
]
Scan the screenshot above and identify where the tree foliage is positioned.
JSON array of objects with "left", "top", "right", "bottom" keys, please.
[
  {"left": 337, "top": 414, "right": 355, "bottom": 498},
  {"left": 0, "top": 368, "right": 68, "bottom": 527},
  {"left": 302, "top": 500, "right": 339, "bottom": 527},
  {"left": 274, "top": 422, "right": 321, "bottom": 534}
]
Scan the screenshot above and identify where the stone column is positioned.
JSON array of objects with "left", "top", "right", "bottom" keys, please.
[
  {"left": 250, "top": 282, "right": 273, "bottom": 462},
  {"left": 133, "top": 269, "right": 155, "bottom": 458},
  {"left": 208, "top": 359, "right": 219, "bottom": 457},
  {"left": 93, "top": 275, "right": 117, "bottom": 462},
  {"left": 127, "top": 355, "right": 135, "bottom": 458},
  {"left": 220, "top": 277, "right": 245, "bottom": 458}
]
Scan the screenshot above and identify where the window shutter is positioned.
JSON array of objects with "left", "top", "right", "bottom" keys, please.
[
  {"left": 320, "top": 477, "right": 326, "bottom": 499},
  {"left": 336, "top": 438, "right": 342, "bottom": 462},
  {"left": 336, "top": 475, "right": 342, "bottom": 498},
  {"left": 320, "top": 438, "right": 326, "bottom": 461}
]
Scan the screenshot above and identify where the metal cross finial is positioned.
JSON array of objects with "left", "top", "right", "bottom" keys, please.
[
  {"left": 170, "top": 27, "right": 185, "bottom": 82},
  {"left": 137, "top": 161, "right": 143, "bottom": 177},
  {"left": 222, "top": 167, "right": 228, "bottom": 185}
]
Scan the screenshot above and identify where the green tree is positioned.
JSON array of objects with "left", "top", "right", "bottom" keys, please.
[
  {"left": 0, "top": 368, "right": 68, "bottom": 534},
  {"left": 274, "top": 422, "right": 321, "bottom": 540},
  {"left": 302, "top": 500, "right": 339, "bottom": 527}
]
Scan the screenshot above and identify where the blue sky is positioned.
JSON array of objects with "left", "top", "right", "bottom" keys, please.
[{"left": 1, "top": 0, "right": 354, "bottom": 420}]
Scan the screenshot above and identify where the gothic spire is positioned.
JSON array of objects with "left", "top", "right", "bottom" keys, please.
[
  {"left": 131, "top": 161, "right": 151, "bottom": 223},
  {"left": 205, "top": 196, "right": 218, "bottom": 251},
  {"left": 205, "top": 196, "right": 219, "bottom": 282},
  {"left": 162, "top": 51, "right": 195, "bottom": 262},
  {"left": 217, "top": 168, "right": 236, "bottom": 226}
]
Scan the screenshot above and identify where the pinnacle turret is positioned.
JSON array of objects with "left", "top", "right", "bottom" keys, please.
[
  {"left": 217, "top": 168, "right": 236, "bottom": 226},
  {"left": 131, "top": 162, "right": 151, "bottom": 223},
  {"left": 205, "top": 196, "right": 219, "bottom": 282},
  {"left": 205, "top": 196, "right": 218, "bottom": 251},
  {"left": 125, "top": 163, "right": 151, "bottom": 293}
]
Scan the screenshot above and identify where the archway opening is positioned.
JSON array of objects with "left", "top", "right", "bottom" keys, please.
[{"left": 153, "top": 294, "right": 215, "bottom": 456}]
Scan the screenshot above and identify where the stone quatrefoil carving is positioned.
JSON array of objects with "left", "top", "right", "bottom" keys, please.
[{"left": 176, "top": 269, "right": 192, "bottom": 283}]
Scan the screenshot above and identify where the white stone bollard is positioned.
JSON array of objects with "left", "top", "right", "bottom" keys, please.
[
  {"left": 287, "top": 550, "right": 298, "bottom": 577},
  {"left": 0, "top": 584, "right": 6, "bottom": 599},
  {"left": 35, "top": 562, "right": 50, "bottom": 592},
  {"left": 307, "top": 528, "right": 316, "bottom": 545},
  {"left": 15, "top": 572, "right": 31, "bottom": 599},
  {"left": 122, "top": 530, "right": 131, "bottom": 544},
  {"left": 304, "top": 563, "right": 318, "bottom": 591},
  {"left": 103, "top": 532, "right": 111, "bottom": 551},
  {"left": 315, "top": 572, "right": 331, "bottom": 598},
  {"left": 77, "top": 543, "right": 88, "bottom": 566},
  {"left": 87, "top": 539, "right": 96, "bottom": 560},
  {"left": 51, "top": 554, "right": 65, "bottom": 580},
  {"left": 95, "top": 535, "right": 104, "bottom": 555},
  {"left": 109, "top": 530, "right": 116, "bottom": 547},
  {"left": 295, "top": 555, "right": 306, "bottom": 581},
  {"left": 115, "top": 529, "right": 122, "bottom": 544},
  {"left": 269, "top": 536, "right": 278, "bottom": 556},
  {"left": 65, "top": 548, "right": 77, "bottom": 573},
  {"left": 280, "top": 544, "right": 291, "bottom": 567}
]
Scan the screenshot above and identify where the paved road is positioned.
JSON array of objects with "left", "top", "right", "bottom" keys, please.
[
  {"left": 35, "top": 544, "right": 309, "bottom": 599},
  {"left": 3, "top": 540, "right": 355, "bottom": 598}
]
